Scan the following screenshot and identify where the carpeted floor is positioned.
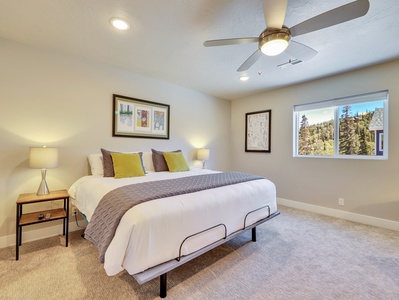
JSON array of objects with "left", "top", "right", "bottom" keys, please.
[{"left": 0, "top": 206, "right": 398, "bottom": 300}]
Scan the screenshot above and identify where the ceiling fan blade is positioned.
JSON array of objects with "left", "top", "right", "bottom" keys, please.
[
  {"left": 290, "top": 0, "right": 370, "bottom": 37},
  {"left": 237, "top": 49, "right": 262, "bottom": 72},
  {"left": 204, "top": 37, "right": 258, "bottom": 47},
  {"left": 287, "top": 41, "right": 317, "bottom": 62},
  {"left": 262, "top": 0, "right": 287, "bottom": 29}
]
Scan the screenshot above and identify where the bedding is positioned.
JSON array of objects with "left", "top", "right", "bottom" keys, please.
[
  {"left": 87, "top": 154, "right": 104, "bottom": 175},
  {"left": 162, "top": 151, "right": 190, "bottom": 172},
  {"left": 85, "top": 171, "right": 265, "bottom": 262},
  {"left": 69, "top": 154, "right": 277, "bottom": 277},
  {"left": 151, "top": 148, "right": 181, "bottom": 172},
  {"left": 101, "top": 148, "right": 146, "bottom": 176},
  {"left": 110, "top": 153, "right": 146, "bottom": 178}
]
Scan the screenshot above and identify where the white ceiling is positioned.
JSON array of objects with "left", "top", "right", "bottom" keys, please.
[{"left": 1, "top": 0, "right": 398, "bottom": 100}]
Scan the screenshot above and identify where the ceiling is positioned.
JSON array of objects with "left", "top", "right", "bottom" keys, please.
[{"left": 1, "top": 0, "right": 399, "bottom": 100}]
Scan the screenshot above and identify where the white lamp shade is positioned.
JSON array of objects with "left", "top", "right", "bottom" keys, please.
[
  {"left": 29, "top": 147, "right": 58, "bottom": 169},
  {"left": 197, "top": 148, "right": 210, "bottom": 161}
]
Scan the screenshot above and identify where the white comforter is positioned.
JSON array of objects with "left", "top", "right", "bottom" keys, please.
[{"left": 68, "top": 169, "right": 277, "bottom": 276}]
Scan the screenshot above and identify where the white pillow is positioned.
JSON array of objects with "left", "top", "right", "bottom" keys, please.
[
  {"left": 88, "top": 154, "right": 103, "bottom": 175},
  {"left": 142, "top": 152, "right": 154, "bottom": 172}
]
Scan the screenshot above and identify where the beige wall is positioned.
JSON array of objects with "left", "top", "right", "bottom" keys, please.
[
  {"left": 231, "top": 60, "right": 399, "bottom": 222},
  {"left": 1, "top": 36, "right": 397, "bottom": 245},
  {"left": 0, "top": 38, "right": 231, "bottom": 240}
]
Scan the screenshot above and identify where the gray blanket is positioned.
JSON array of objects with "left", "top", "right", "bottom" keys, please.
[{"left": 84, "top": 172, "right": 264, "bottom": 262}]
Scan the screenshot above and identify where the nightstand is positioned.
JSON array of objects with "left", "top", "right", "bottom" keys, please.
[{"left": 16, "top": 189, "right": 69, "bottom": 260}]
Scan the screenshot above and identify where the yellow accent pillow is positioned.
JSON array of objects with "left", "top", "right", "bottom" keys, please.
[
  {"left": 110, "top": 153, "right": 146, "bottom": 178},
  {"left": 163, "top": 151, "right": 190, "bottom": 172}
]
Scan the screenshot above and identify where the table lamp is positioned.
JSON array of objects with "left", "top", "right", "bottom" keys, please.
[
  {"left": 197, "top": 148, "right": 210, "bottom": 169},
  {"left": 29, "top": 146, "right": 58, "bottom": 195}
]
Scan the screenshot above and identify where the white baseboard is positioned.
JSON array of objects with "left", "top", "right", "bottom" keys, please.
[
  {"left": 277, "top": 198, "right": 399, "bottom": 231},
  {"left": 0, "top": 221, "right": 84, "bottom": 249}
]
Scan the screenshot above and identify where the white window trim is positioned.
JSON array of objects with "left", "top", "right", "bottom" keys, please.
[{"left": 293, "top": 90, "right": 389, "bottom": 160}]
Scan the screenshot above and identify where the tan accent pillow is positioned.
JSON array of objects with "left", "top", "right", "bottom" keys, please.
[
  {"left": 163, "top": 152, "right": 190, "bottom": 172},
  {"left": 101, "top": 148, "right": 146, "bottom": 177},
  {"left": 151, "top": 149, "right": 181, "bottom": 172},
  {"left": 110, "top": 153, "right": 146, "bottom": 178}
]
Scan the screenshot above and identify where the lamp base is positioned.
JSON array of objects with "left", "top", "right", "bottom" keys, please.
[{"left": 36, "top": 169, "right": 50, "bottom": 196}]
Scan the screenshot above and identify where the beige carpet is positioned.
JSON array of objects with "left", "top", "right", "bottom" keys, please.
[{"left": 0, "top": 206, "right": 398, "bottom": 300}]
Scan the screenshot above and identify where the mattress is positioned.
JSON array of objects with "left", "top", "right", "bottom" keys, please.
[{"left": 68, "top": 168, "right": 277, "bottom": 276}]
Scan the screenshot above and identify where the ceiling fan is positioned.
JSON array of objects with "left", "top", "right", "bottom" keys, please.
[{"left": 204, "top": 0, "right": 370, "bottom": 72}]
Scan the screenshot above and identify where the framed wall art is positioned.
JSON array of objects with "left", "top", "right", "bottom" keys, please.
[
  {"left": 245, "top": 109, "right": 271, "bottom": 153},
  {"left": 113, "top": 94, "right": 170, "bottom": 139}
]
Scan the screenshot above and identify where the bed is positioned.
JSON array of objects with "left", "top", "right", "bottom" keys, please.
[{"left": 68, "top": 150, "right": 279, "bottom": 297}]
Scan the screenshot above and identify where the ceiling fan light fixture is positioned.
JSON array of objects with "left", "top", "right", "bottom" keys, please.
[
  {"left": 261, "top": 38, "right": 288, "bottom": 56},
  {"left": 259, "top": 27, "right": 291, "bottom": 56}
]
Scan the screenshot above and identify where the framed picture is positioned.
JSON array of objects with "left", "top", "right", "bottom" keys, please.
[
  {"left": 245, "top": 109, "right": 271, "bottom": 152},
  {"left": 113, "top": 94, "right": 170, "bottom": 139}
]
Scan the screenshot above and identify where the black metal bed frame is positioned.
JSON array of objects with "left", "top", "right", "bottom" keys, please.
[{"left": 133, "top": 206, "right": 280, "bottom": 298}]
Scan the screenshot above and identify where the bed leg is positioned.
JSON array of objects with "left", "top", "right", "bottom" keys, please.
[
  {"left": 160, "top": 273, "right": 167, "bottom": 298},
  {"left": 252, "top": 227, "right": 257, "bottom": 242}
]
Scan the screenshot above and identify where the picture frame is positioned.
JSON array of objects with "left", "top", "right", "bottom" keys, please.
[
  {"left": 245, "top": 109, "right": 271, "bottom": 153},
  {"left": 113, "top": 94, "right": 170, "bottom": 139}
]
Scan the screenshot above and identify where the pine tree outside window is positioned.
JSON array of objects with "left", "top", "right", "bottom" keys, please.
[{"left": 293, "top": 90, "right": 388, "bottom": 160}]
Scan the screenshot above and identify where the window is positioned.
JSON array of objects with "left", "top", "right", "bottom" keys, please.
[{"left": 293, "top": 90, "right": 388, "bottom": 159}]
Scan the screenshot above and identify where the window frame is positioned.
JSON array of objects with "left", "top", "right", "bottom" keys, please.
[{"left": 293, "top": 90, "right": 389, "bottom": 160}]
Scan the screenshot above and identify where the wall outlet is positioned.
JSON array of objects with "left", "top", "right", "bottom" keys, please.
[
  {"left": 72, "top": 207, "right": 79, "bottom": 215},
  {"left": 338, "top": 198, "right": 345, "bottom": 206}
]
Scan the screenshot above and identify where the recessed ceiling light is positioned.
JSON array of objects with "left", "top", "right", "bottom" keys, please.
[
  {"left": 110, "top": 18, "right": 130, "bottom": 30},
  {"left": 240, "top": 76, "right": 249, "bottom": 81}
]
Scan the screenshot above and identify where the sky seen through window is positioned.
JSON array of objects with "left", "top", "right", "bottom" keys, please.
[{"left": 300, "top": 100, "right": 384, "bottom": 126}]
